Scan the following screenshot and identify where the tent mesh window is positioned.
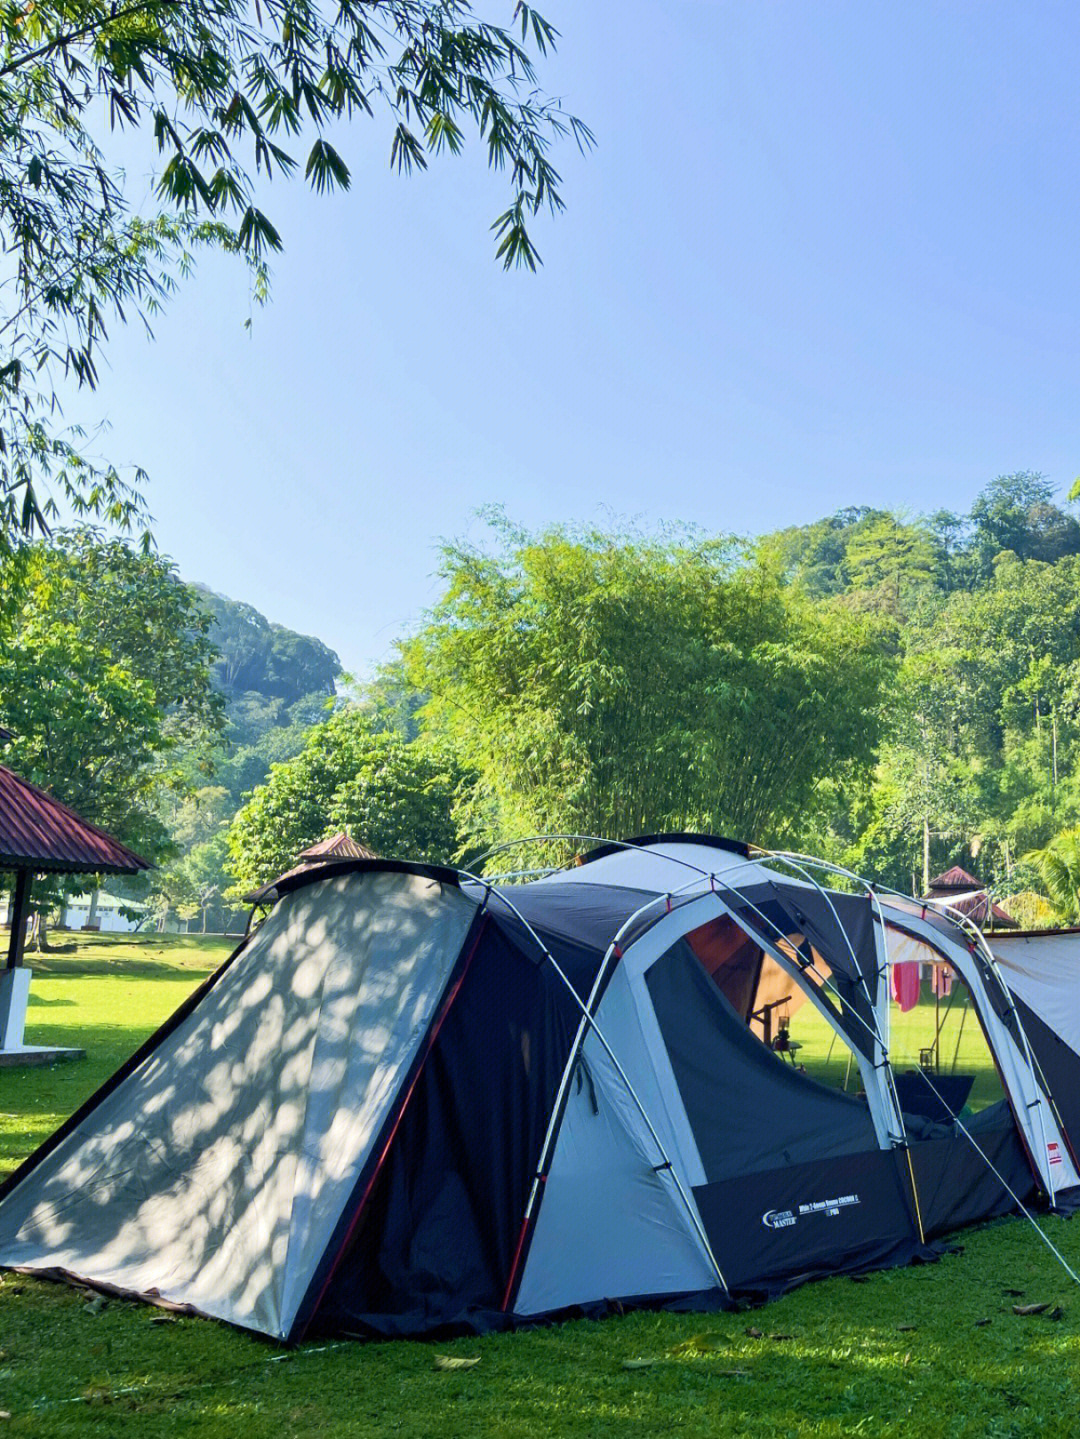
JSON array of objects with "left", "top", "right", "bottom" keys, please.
[
  {"left": 682, "top": 916, "right": 862, "bottom": 1095},
  {"left": 886, "top": 959, "right": 1008, "bottom": 1126}
]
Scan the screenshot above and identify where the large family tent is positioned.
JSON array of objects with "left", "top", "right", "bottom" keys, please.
[{"left": 0, "top": 836, "right": 1077, "bottom": 1342}]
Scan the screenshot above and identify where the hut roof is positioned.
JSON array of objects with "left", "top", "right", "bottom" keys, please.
[
  {"left": 298, "top": 832, "right": 376, "bottom": 862},
  {"left": 927, "top": 888, "right": 1019, "bottom": 930},
  {"left": 927, "top": 865, "right": 983, "bottom": 892},
  {"left": 243, "top": 833, "right": 377, "bottom": 905},
  {"left": 0, "top": 765, "right": 150, "bottom": 875}
]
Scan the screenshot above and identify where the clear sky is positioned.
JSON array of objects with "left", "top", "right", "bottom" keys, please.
[{"left": 60, "top": 1, "right": 1080, "bottom": 677}]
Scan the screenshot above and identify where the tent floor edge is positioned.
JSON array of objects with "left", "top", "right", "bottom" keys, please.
[{"left": 287, "top": 908, "right": 491, "bottom": 1343}]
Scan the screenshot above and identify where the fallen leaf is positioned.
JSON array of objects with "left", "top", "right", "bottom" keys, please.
[
  {"left": 82, "top": 1295, "right": 107, "bottom": 1317},
  {"left": 1013, "top": 1303, "right": 1051, "bottom": 1316},
  {"left": 903, "top": 1353, "right": 911, "bottom": 1366},
  {"left": 667, "top": 1334, "right": 718, "bottom": 1356},
  {"left": 744, "top": 1327, "right": 763, "bottom": 1339},
  {"left": 433, "top": 1355, "right": 480, "bottom": 1371},
  {"left": 974, "top": 1318, "right": 992, "bottom": 1328},
  {"left": 621, "top": 1358, "right": 658, "bottom": 1370},
  {"left": 769, "top": 1333, "right": 793, "bottom": 1342},
  {"left": 1003, "top": 1288, "right": 1025, "bottom": 1297},
  {"left": 896, "top": 1324, "right": 917, "bottom": 1332},
  {"left": 149, "top": 1315, "right": 177, "bottom": 1325},
  {"left": 0, "top": 1411, "right": 10, "bottom": 1421}
]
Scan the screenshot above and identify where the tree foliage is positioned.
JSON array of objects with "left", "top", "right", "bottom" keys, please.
[
  {"left": 1023, "top": 829, "right": 1080, "bottom": 925},
  {"left": 0, "top": 529, "right": 222, "bottom": 859},
  {"left": 405, "top": 520, "right": 893, "bottom": 847},
  {"left": 225, "top": 706, "right": 461, "bottom": 895},
  {"left": 0, "top": 0, "right": 591, "bottom": 549}
]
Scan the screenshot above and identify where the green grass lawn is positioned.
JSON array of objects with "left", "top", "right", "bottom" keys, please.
[
  {"left": 2, "top": 935, "right": 1080, "bottom": 1437},
  {"left": 787, "top": 983, "right": 1007, "bottom": 1112}
]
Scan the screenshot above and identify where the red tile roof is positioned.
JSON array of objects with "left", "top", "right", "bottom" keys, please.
[
  {"left": 927, "top": 888, "right": 1019, "bottom": 930},
  {"left": 243, "top": 833, "right": 377, "bottom": 904},
  {"left": 298, "top": 832, "right": 376, "bottom": 862},
  {"left": 0, "top": 765, "right": 150, "bottom": 875},
  {"left": 928, "top": 865, "right": 982, "bottom": 892}
]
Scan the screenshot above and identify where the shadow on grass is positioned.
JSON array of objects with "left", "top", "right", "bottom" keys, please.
[{"left": 30, "top": 955, "right": 222, "bottom": 979}]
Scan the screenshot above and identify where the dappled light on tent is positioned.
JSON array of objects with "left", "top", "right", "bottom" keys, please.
[{"left": 0, "top": 869, "right": 475, "bottom": 1338}]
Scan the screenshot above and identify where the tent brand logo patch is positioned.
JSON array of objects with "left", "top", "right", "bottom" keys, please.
[
  {"left": 1048, "top": 1142, "right": 1063, "bottom": 1167},
  {"left": 762, "top": 1209, "right": 797, "bottom": 1229},
  {"left": 762, "top": 1194, "right": 860, "bottom": 1229}
]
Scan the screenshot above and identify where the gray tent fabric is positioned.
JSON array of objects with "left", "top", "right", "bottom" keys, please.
[
  {"left": 0, "top": 870, "right": 476, "bottom": 1338},
  {"left": 991, "top": 931, "right": 1080, "bottom": 1056},
  {"left": 514, "top": 1029, "right": 718, "bottom": 1316}
]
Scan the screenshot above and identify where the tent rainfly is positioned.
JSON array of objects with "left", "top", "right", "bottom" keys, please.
[
  {"left": 0, "top": 834, "right": 1078, "bottom": 1341},
  {"left": 0, "top": 763, "right": 149, "bottom": 1055}
]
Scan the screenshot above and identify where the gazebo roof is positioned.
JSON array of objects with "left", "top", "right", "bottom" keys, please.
[
  {"left": 0, "top": 764, "right": 150, "bottom": 876},
  {"left": 243, "top": 832, "right": 376, "bottom": 905},
  {"left": 927, "top": 865, "right": 982, "bottom": 892},
  {"left": 298, "top": 832, "right": 376, "bottom": 863},
  {"left": 926, "top": 887, "right": 1019, "bottom": 931}
]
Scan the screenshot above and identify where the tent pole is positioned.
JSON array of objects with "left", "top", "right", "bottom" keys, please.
[{"left": 460, "top": 874, "right": 732, "bottom": 1302}]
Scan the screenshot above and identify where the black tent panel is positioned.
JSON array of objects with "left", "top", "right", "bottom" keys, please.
[
  {"left": 646, "top": 937, "right": 879, "bottom": 1182},
  {"left": 908, "top": 1104, "right": 1035, "bottom": 1239},
  {"left": 310, "top": 920, "right": 579, "bottom": 1337},
  {"left": 489, "top": 880, "right": 658, "bottom": 987},
  {"left": 693, "top": 1149, "right": 926, "bottom": 1294},
  {"left": 1010, "top": 995, "right": 1080, "bottom": 1169}
]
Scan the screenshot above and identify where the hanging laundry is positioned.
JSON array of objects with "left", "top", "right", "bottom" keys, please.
[
  {"left": 891, "top": 960, "right": 921, "bottom": 1012},
  {"left": 931, "top": 964, "right": 953, "bottom": 998}
]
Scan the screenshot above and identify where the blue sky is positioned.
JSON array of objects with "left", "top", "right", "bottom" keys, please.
[{"left": 62, "top": 1, "right": 1080, "bottom": 677}]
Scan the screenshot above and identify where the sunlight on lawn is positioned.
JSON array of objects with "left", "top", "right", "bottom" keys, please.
[{"left": 771, "top": 982, "right": 1004, "bottom": 1112}]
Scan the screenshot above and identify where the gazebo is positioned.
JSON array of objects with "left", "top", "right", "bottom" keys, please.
[
  {"left": 0, "top": 761, "right": 150, "bottom": 1064},
  {"left": 241, "top": 831, "right": 376, "bottom": 907},
  {"left": 924, "top": 864, "right": 1018, "bottom": 930}
]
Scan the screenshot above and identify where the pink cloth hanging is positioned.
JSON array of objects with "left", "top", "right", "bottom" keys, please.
[
  {"left": 931, "top": 964, "right": 953, "bottom": 998},
  {"left": 890, "top": 961, "right": 921, "bottom": 1013}
]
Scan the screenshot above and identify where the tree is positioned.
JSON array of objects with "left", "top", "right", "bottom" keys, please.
[
  {"left": 969, "top": 472, "right": 1080, "bottom": 574},
  {"left": 0, "top": 1, "right": 592, "bottom": 550},
  {"left": 0, "top": 530, "right": 223, "bottom": 858},
  {"left": 841, "top": 512, "right": 939, "bottom": 615},
  {"left": 225, "top": 707, "right": 461, "bottom": 895},
  {"left": 406, "top": 520, "right": 894, "bottom": 848},
  {"left": 1024, "top": 829, "right": 1080, "bottom": 925}
]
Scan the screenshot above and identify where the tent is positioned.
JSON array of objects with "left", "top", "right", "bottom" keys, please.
[{"left": 0, "top": 835, "right": 1076, "bottom": 1342}]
